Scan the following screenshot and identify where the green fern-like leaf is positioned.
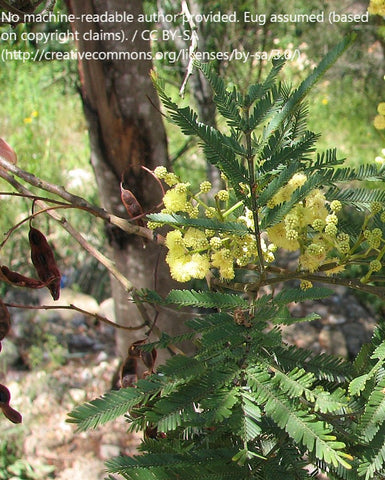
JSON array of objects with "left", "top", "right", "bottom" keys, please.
[
  {"left": 239, "top": 392, "right": 262, "bottom": 442},
  {"left": 357, "top": 423, "right": 385, "bottom": 480},
  {"left": 152, "top": 74, "right": 249, "bottom": 198},
  {"left": 328, "top": 187, "right": 385, "bottom": 209},
  {"left": 274, "top": 345, "right": 353, "bottom": 383},
  {"left": 359, "top": 377, "right": 385, "bottom": 442},
  {"left": 146, "top": 213, "right": 249, "bottom": 234},
  {"left": 258, "top": 161, "right": 301, "bottom": 206},
  {"left": 263, "top": 34, "right": 355, "bottom": 140},
  {"left": 273, "top": 287, "right": 334, "bottom": 306},
  {"left": 311, "top": 148, "right": 345, "bottom": 170},
  {"left": 246, "top": 57, "right": 286, "bottom": 106},
  {"left": 67, "top": 388, "right": 146, "bottom": 431},
  {"left": 106, "top": 447, "right": 243, "bottom": 480},
  {"left": 165, "top": 289, "right": 248, "bottom": 309},
  {"left": 272, "top": 367, "right": 316, "bottom": 400},
  {"left": 247, "top": 366, "right": 352, "bottom": 469},
  {"left": 349, "top": 339, "right": 385, "bottom": 396},
  {"left": 194, "top": 60, "right": 243, "bottom": 129}
]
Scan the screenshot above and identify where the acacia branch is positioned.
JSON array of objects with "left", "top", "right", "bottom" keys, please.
[
  {"left": 0, "top": 166, "right": 133, "bottom": 292},
  {"left": 242, "top": 265, "right": 385, "bottom": 298},
  {"left": 4, "top": 301, "right": 145, "bottom": 331},
  {"left": 0, "top": 157, "right": 165, "bottom": 245}
]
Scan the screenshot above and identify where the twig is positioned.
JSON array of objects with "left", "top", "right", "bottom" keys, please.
[
  {"left": 0, "top": 166, "right": 133, "bottom": 292},
  {"left": 242, "top": 266, "right": 385, "bottom": 299},
  {"left": 179, "top": 0, "right": 199, "bottom": 97},
  {"left": 0, "top": 157, "right": 165, "bottom": 245},
  {"left": 1, "top": 203, "right": 74, "bottom": 248},
  {"left": 4, "top": 301, "right": 145, "bottom": 331},
  {"left": 0, "top": 0, "right": 28, "bottom": 18}
]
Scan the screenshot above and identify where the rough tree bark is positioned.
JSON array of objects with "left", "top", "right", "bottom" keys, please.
[{"left": 64, "top": 0, "right": 181, "bottom": 364}]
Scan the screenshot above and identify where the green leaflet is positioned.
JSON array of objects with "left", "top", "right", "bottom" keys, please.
[
  {"left": 262, "top": 34, "right": 355, "bottom": 141},
  {"left": 349, "top": 339, "right": 385, "bottom": 396},
  {"left": 359, "top": 377, "right": 385, "bottom": 442},
  {"left": 66, "top": 388, "right": 146, "bottom": 432},
  {"left": 165, "top": 289, "right": 248, "bottom": 309},
  {"left": 138, "top": 289, "right": 248, "bottom": 310},
  {"left": 273, "top": 287, "right": 334, "bottom": 306},
  {"left": 106, "top": 447, "right": 243, "bottom": 480},
  {"left": 357, "top": 423, "right": 385, "bottom": 480},
  {"left": 147, "top": 213, "right": 249, "bottom": 234},
  {"left": 247, "top": 367, "right": 352, "bottom": 469}
]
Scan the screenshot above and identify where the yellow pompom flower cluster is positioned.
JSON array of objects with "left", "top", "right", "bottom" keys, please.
[
  {"left": 266, "top": 174, "right": 349, "bottom": 273},
  {"left": 151, "top": 168, "right": 274, "bottom": 282},
  {"left": 368, "top": 0, "right": 385, "bottom": 16},
  {"left": 373, "top": 99, "right": 385, "bottom": 130}
]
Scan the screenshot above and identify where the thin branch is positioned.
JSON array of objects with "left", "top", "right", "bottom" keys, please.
[
  {"left": 0, "top": 166, "right": 133, "bottom": 292},
  {"left": 0, "top": 157, "right": 165, "bottom": 245},
  {"left": 0, "top": 0, "right": 28, "bottom": 17},
  {"left": 1, "top": 203, "right": 74, "bottom": 248},
  {"left": 242, "top": 265, "right": 385, "bottom": 299},
  {"left": 5, "top": 301, "right": 145, "bottom": 331},
  {"left": 179, "top": 0, "right": 199, "bottom": 97}
]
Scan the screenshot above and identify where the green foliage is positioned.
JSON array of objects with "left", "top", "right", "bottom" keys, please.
[
  {"left": 68, "top": 38, "right": 385, "bottom": 479},
  {"left": 0, "top": 438, "right": 55, "bottom": 479}
]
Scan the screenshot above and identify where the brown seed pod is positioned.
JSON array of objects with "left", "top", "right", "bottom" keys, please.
[
  {"left": 2, "top": 404, "right": 22, "bottom": 424},
  {"left": 142, "top": 348, "right": 157, "bottom": 373},
  {"left": 0, "top": 384, "right": 11, "bottom": 404},
  {"left": 0, "top": 138, "right": 17, "bottom": 166},
  {"left": 0, "top": 384, "right": 22, "bottom": 424},
  {"left": 28, "top": 227, "right": 61, "bottom": 300},
  {"left": 120, "top": 184, "right": 145, "bottom": 226},
  {"left": 0, "top": 297, "right": 10, "bottom": 341},
  {"left": 1, "top": 265, "right": 45, "bottom": 289}
]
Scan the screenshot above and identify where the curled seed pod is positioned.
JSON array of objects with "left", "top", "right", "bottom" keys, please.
[
  {"left": 2, "top": 404, "right": 22, "bottom": 424},
  {"left": 0, "top": 384, "right": 22, "bottom": 424},
  {"left": 1, "top": 265, "right": 45, "bottom": 289},
  {"left": 142, "top": 348, "right": 157, "bottom": 373},
  {"left": 28, "top": 227, "right": 61, "bottom": 300},
  {"left": 128, "top": 338, "right": 146, "bottom": 358},
  {"left": 0, "top": 138, "right": 17, "bottom": 166},
  {"left": 0, "top": 384, "right": 11, "bottom": 404},
  {"left": 120, "top": 184, "right": 145, "bottom": 226},
  {"left": 0, "top": 297, "right": 10, "bottom": 341}
]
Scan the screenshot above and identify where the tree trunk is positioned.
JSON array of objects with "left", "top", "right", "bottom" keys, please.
[{"left": 65, "top": 0, "right": 181, "bottom": 366}]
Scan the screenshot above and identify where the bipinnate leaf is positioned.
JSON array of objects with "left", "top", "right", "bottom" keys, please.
[{"left": 67, "top": 388, "right": 145, "bottom": 431}]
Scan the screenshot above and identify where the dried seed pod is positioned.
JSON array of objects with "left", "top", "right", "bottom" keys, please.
[
  {"left": 2, "top": 404, "right": 22, "bottom": 424},
  {"left": 128, "top": 338, "right": 146, "bottom": 358},
  {"left": 0, "top": 384, "right": 11, "bottom": 404},
  {"left": 120, "top": 356, "right": 138, "bottom": 388},
  {"left": 120, "top": 184, "right": 145, "bottom": 226},
  {"left": 142, "top": 348, "right": 157, "bottom": 373},
  {"left": 0, "top": 384, "right": 22, "bottom": 424},
  {"left": 1, "top": 265, "right": 45, "bottom": 289},
  {"left": 28, "top": 227, "right": 61, "bottom": 300},
  {"left": 0, "top": 297, "right": 10, "bottom": 341},
  {"left": 0, "top": 138, "right": 17, "bottom": 166}
]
